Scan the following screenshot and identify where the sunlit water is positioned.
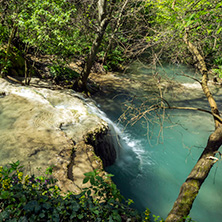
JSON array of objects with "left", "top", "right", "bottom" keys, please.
[
  {"left": 92, "top": 64, "right": 222, "bottom": 222},
  {"left": 1, "top": 64, "right": 222, "bottom": 221}
]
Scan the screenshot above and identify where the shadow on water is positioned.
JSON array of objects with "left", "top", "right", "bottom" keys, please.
[{"left": 93, "top": 63, "right": 222, "bottom": 222}]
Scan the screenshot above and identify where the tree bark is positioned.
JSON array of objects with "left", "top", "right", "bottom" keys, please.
[
  {"left": 0, "top": 24, "right": 17, "bottom": 78},
  {"left": 166, "top": 126, "right": 222, "bottom": 222},
  {"left": 183, "top": 32, "right": 220, "bottom": 128},
  {"left": 102, "top": 0, "right": 129, "bottom": 65},
  {"left": 73, "top": 0, "right": 111, "bottom": 92},
  {"left": 165, "top": 31, "right": 222, "bottom": 222},
  {"left": 162, "top": 105, "right": 222, "bottom": 123}
]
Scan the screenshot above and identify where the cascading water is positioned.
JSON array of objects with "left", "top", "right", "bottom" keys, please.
[
  {"left": 85, "top": 100, "right": 143, "bottom": 171},
  {"left": 91, "top": 64, "right": 222, "bottom": 222},
  {"left": 1, "top": 64, "right": 222, "bottom": 221}
]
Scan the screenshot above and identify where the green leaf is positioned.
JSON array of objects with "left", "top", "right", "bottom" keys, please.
[
  {"left": 189, "top": 13, "right": 196, "bottom": 21},
  {"left": 43, "top": 202, "right": 51, "bottom": 210},
  {"left": 108, "top": 216, "right": 114, "bottom": 222},
  {"left": 0, "top": 191, "right": 10, "bottom": 199},
  {"left": 71, "top": 212, "right": 77, "bottom": 219},
  {"left": 112, "top": 213, "right": 122, "bottom": 221},
  {"left": 207, "top": 29, "right": 213, "bottom": 35},
  {"left": 106, "top": 173, "right": 114, "bottom": 178},
  {"left": 45, "top": 166, "right": 54, "bottom": 175},
  {"left": 216, "top": 27, "right": 222, "bottom": 35},
  {"left": 87, "top": 190, "right": 91, "bottom": 196},
  {"left": 90, "top": 177, "right": 95, "bottom": 185},
  {"left": 18, "top": 216, "right": 28, "bottom": 222},
  {"left": 93, "top": 210, "right": 100, "bottom": 215},
  {"left": 39, "top": 213, "right": 45, "bottom": 218},
  {"left": 77, "top": 214, "right": 84, "bottom": 219},
  {"left": 71, "top": 201, "right": 80, "bottom": 212},
  {"left": 83, "top": 177, "right": 89, "bottom": 184},
  {"left": 0, "top": 211, "right": 10, "bottom": 220},
  {"left": 24, "top": 200, "right": 41, "bottom": 213},
  {"left": 186, "top": 20, "right": 193, "bottom": 27},
  {"left": 84, "top": 171, "right": 95, "bottom": 177}
]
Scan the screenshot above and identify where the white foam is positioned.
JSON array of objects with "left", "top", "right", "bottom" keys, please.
[
  {"left": 182, "top": 82, "right": 201, "bottom": 89},
  {"left": 85, "top": 100, "right": 153, "bottom": 169},
  {"left": 8, "top": 87, "right": 50, "bottom": 105}
]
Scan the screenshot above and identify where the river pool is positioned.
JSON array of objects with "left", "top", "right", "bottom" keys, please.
[{"left": 92, "top": 64, "right": 222, "bottom": 222}]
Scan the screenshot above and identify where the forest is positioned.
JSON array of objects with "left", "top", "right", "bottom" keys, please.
[{"left": 0, "top": 0, "right": 222, "bottom": 221}]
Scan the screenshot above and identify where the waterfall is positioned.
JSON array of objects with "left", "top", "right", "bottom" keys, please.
[
  {"left": 91, "top": 64, "right": 222, "bottom": 222},
  {"left": 85, "top": 99, "right": 144, "bottom": 172}
]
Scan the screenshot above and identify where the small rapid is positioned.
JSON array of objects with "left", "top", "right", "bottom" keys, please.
[{"left": 85, "top": 100, "right": 144, "bottom": 174}]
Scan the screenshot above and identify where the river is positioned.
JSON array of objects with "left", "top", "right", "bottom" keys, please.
[
  {"left": 91, "top": 63, "right": 222, "bottom": 222},
  {"left": 1, "top": 63, "right": 222, "bottom": 221}
]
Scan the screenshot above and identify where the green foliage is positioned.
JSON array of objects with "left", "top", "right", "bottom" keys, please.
[
  {"left": 0, "top": 161, "right": 141, "bottom": 221},
  {"left": 105, "top": 46, "right": 125, "bottom": 71},
  {"left": 141, "top": 208, "right": 195, "bottom": 222},
  {"left": 16, "top": 0, "right": 80, "bottom": 56},
  {"left": 214, "top": 58, "right": 222, "bottom": 66},
  {"left": 0, "top": 46, "right": 28, "bottom": 77},
  {"left": 144, "top": 0, "right": 222, "bottom": 66},
  {"left": 0, "top": 0, "right": 153, "bottom": 77},
  {"left": 0, "top": 57, "right": 12, "bottom": 75},
  {"left": 184, "top": 216, "right": 196, "bottom": 222},
  {"left": 1, "top": 0, "right": 92, "bottom": 69},
  {"left": 49, "top": 65, "right": 79, "bottom": 82},
  {"left": 82, "top": 169, "right": 141, "bottom": 221},
  {"left": 0, "top": 24, "right": 9, "bottom": 43},
  {"left": 142, "top": 209, "right": 165, "bottom": 222},
  {"left": 83, "top": 170, "right": 123, "bottom": 202},
  {"left": 1, "top": 0, "right": 221, "bottom": 77},
  {"left": 212, "top": 66, "right": 222, "bottom": 79}
]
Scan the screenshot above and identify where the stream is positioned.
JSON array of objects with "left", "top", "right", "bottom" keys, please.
[
  {"left": 1, "top": 63, "right": 222, "bottom": 221},
  {"left": 92, "top": 64, "right": 222, "bottom": 222}
]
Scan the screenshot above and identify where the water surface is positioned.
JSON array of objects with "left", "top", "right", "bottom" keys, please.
[{"left": 92, "top": 64, "right": 222, "bottom": 222}]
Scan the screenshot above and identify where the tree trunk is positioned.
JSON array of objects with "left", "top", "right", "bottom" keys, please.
[
  {"left": 183, "top": 32, "right": 220, "bottom": 128},
  {"left": 166, "top": 126, "right": 222, "bottom": 222},
  {"left": 73, "top": 0, "right": 111, "bottom": 92},
  {"left": 165, "top": 31, "right": 222, "bottom": 222},
  {"left": 0, "top": 24, "right": 17, "bottom": 78},
  {"left": 102, "top": 0, "right": 129, "bottom": 65}
]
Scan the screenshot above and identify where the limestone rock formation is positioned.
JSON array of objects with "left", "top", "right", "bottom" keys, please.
[{"left": 0, "top": 78, "right": 116, "bottom": 193}]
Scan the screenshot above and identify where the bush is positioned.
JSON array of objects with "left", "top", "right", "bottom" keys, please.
[
  {"left": 49, "top": 65, "right": 79, "bottom": 83},
  {"left": 0, "top": 161, "right": 141, "bottom": 221}
]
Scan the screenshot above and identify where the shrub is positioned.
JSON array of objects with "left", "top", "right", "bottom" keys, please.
[
  {"left": 49, "top": 65, "right": 79, "bottom": 82},
  {"left": 0, "top": 161, "right": 141, "bottom": 221}
]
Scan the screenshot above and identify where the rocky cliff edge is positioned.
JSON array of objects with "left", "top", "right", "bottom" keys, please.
[{"left": 0, "top": 78, "right": 116, "bottom": 193}]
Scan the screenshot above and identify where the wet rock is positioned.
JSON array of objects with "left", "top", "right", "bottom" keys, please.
[{"left": 85, "top": 125, "right": 117, "bottom": 167}]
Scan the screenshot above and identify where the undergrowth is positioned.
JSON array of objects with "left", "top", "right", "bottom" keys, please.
[
  {"left": 0, "top": 161, "right": 195, "bottom": 222},
  {"left": 0, "top": 161, "right": 140, "bottom": 221}
]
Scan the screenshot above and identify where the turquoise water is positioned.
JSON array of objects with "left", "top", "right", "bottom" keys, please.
[{"left": 93, "top": 64, "right": 222, "bottom": 221}]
